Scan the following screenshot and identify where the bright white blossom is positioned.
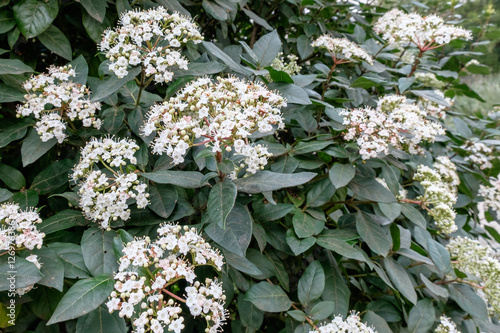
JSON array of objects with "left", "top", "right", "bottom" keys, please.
[
  {"left": 374, "top": 9, "right": 471, "bottom": 49},
  {"left": 447, "top": 237, "right": 500, "bottom": 316},
  {"left": 461, "top": 141, "right": 496, "bottom": 170},
  {"left": 413, "top": 157, "right": 459, "bottom": 234},
  {"left": 72, "top": 137, "right": 148, "bottom": 229},
  {"left": 309, "top": 311, "right": 377, "bottom": 333},
  {"left": 417, "top": 92, "right": 451, "bottom": 119},
  {"left": 0, "top": 204, "right": 45, "bottom": 251},
  {"left": 100, "top": 7, "right": 202, "bottom": 83},
  {"left": 143, "top": 76, "right": 285, "bottom": 175},
  {"left": 435, "top": 315, "right": 461, "bottom": 333},
  {"left": 478, "top": 176, "right": 500, "bottom": 214},
  {"left": 17, "top": 65, "right": 101, "bottom": 143},
  {"left": 107, "top": 224, "right": 226, "bottom": 333},
  {"left": 312, "top": 35, "right": 373, "bottom": 64},
  {"left": 340, "top": 94, "right": 445, "bottom": 159},
  {"left": 269, "top": 53, "right": 302, "bottom": 77}
]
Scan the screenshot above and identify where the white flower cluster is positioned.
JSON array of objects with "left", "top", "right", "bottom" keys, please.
[
  {"left": 461, "top": 141, "right": 496, "bottom": 170},
  {"left": 417, "top": 94, "right": 451, "bottom": 120},
  {"left": 413, "top": 156, "right": 459, "bottom": 234},
  {"left": 107, "top": 224, "right": 226, "bottom": 333},
  {"left": 415, "top": 72, "right": 446, "bottom": 89},
  {"left": 478, "top": 176, "right": 500, "bottom": 214},
  {"left": 230, "top": 143, "right": 273, "bottom": 179},
  {"left": 270, "top": 53, "right": 302, "bottom": 77},
  {"left": 447, "top": 236, "right": 500, "bottom": 316},
  {"left": 17, "top": 65, "right": 101, "bottom": 143},
  {"left": 374, "top": 9, "right": 472, "bottom": 49},
  {"left": 0, "top": 204, "right": 45, "bottom": 251},
  {"left": 309, "top": 311, "right": 377, "bottom": 333},
  {"left": 100, "top": 7, "right": 202, "bottom": 83},
  {"left": 311, "top": 35, "right": 373, "bottom": 64},
  {"left": 435, "top": 315, "right": 461, "bottom": 333},
  {"left": 72, "top": 137, "right": 148, "bottom": 229},
  {"left": 340, "top": 94, "right": 445, "bottom": 159},
  {"left": 142, "top": 76, "right": 285, "bottom": 174}
]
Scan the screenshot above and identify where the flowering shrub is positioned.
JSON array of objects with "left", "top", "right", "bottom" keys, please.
[{"left": 1, "top": 0, "right": 500, "bottom": 333}]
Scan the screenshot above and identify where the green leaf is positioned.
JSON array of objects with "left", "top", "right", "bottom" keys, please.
[
  {"left": 49, "top": 243, "right": 92, "bottom": 279},
  {"left": 11, "top": 189, "right": 38, "bottom": 210},
  {"left": 148, "top": 184, "right": 178, "bottom": 219},
  {"left": 205, "top": 203, "right": 252, "bottom": 257},
  {"left": 141, "top": 170, "right": 204, "bottom": 188},
  {"left": 0, "top": 188, "right": 12, "bottom": 202},
  {"left": 237, "top": 294, "right": 264, "bottom": 330},
  {"left": 79, "top": 0, "right": 107, "bottom": 23},
  {"left": 292, "top": 212, "right": 319, "bottom": 238},
  {"left": 21, "top": 128, "right": 57, "bottom": 167},
  {"left": 32, "top": 248, "right": 64, "bottom": 291},
  {"left": 0, "top": 83, "right": 25, "bottom": 103},
  {"left": 364, "top": 311, "right": 392, "bottom": 333},
  {"left": 383, "top": 257, "right": 417, "bottom": 305},
  {"left": 253, "top": 203, "right": 294, "bottom": 222},
  {"left": 286, "top": 229, "right": 316, "bottom": 255},
  {"left": 0, "top": 11, "right": 15, "bottom": 34},
  {"left": 316, "top": 230, "right": 366, "bottom": 262},
  {"left": 253, "top": 30, "right": 281, "bottom": 67},
  {"left": 207, "top": 180, "right": 237, "bottom": 228},
  {"left": 202, "top": 41, "right": 251, "bottom": 76},
  {"left": 90, "top": 67, "right": 142, "bottom": 102},
  {"left": 321, "top": 259, "right": 350, "bottom": 318},
  {"left": 420, "top": 274, "right": 448, "bottom": 298},
  {"left": 0, "top": 256, "right": 43, "bottom": 291},
  {"left": 0, "top": 119, "right": 31, "bottom": 147},
  {"left": 267, "top": 83, "right": 311, "bottom": 105},
  {"left": 31, "top": 160, "right": 72, "bottom": 194},
  {"left": 0, "top": 58, "right": 33, "bottom": 75},
  {"left": 292, "top": 141, "right": 331, "bottom": 155},
  {"left": 69, "top": 55, "right": 89, "bottom": 86},
  {"left": 297, "top": 35, "right": 314, "bottom": 59},
  {"left": 356, "top": 212, "right": 391, "bottom": 257},
  {"left": 241, "top": 8, "right": 272, "bottom": 30},
  {"left": 407, "top": 299, "right": 435, "bottom": 333},
  {"left": 223, "top": 250, "right": 262, "bottom": 276},
  {"left": 348, "top": 177, "right": 396, "bottom": 203},
  {"left": 401, "top": 204, "right": 427, "bottom": 229},
  {"left": 202, "top": 0, "right": 227, "bottom": 20},
  {"left": 329, "top": 163, "right": 356, "bottom": 188},
  {"left": 81, "top": 227, "right": 118, "bottom": 277},
  {"left": 466, "top": 63, "right": 490, "bottom": 75},
  {"left": 39, "top": 210, "right": 87, "bottom": 234},
  {"left": 172, "top": 61, "right": 227, "bottom": 76},
  {"left": 245, "top": 282, "right": 292, "bottom": 312},
  {"left": 38, "top": 25, "right": 72, "bottom": 60},
  {"left": 266, "top": 67, "right": 294, "bottom": 83},
  {"left": 156, "top": 0, "right": 190, "bottom": 17},
  {"left": 287, "top": 310, "right": 306, "bottom": 322},
  {"left": 13, "top": 0, "right": 59, "bottom": 38},
  {"left": 298, "top": 261, "right": 325, "bottom": 306},
  {"left": 76, "top": 304, "right": 127, "bottom": 333},
  {"left": 0, "top": 164, "right": 25, "bottom": 190},
  {"left": 234, "top": 171, "right": 316, "bottom": 193},
  {"left": 427, "top": 239, "right": 452, "bottom": 274},
  {"left": 47, "top": 275, "right": 115, "bottom": 325},
  {"left": 309, "top": 301, "right": 335, "bottom": 321},
  {"left": 350, "top": 76, "right": 379, "bottom": 88},
  {"left": 448, "top": 284, "right": 488, "bottom": 320}
]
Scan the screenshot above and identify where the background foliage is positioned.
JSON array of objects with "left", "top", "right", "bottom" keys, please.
[{"left": 1, "top": 0, "right": 500, "bottom": 332}]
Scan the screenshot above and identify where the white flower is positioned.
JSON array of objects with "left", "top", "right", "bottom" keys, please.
[
  {"left": 435, "top": 315, "right": 461, "bottom": 333},
  {"left": 309, "top": 311, "right": 377, "bottom": 333},
  {"left": 312, "top": 35, "right": 373, "bottom": 64},
  {"left": 0, "top": 204, "right": 45, "bottom": 251},
  {"left": 479, "top": 176, "right": 500, "bottom": 214},
  {"left": 461, "top": 141, "right": 496, "bottom": 170},
  {"left": 17, "top": 65, "right": 101, "bottom": 143},
  {"left": 100, "top": 7, "right": 202, "bottom": 84}
]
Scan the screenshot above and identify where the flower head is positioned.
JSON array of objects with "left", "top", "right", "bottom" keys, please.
[
  {"left": 309, "top": 311, "right": 377, "bottom": 333},
  {"left": 0, "top": 203, "right": 44, "bottom": 251},
  {"left": 312, "top": 35, "right": 373, "bottom": 64},
  {"left": 435, "top": 315, "right": 461, "bottom": 333}
]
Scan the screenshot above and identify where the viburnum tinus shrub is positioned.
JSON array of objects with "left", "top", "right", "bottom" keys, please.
[{"left": 1, "top": 0, "right": 500, "bottom": 332}]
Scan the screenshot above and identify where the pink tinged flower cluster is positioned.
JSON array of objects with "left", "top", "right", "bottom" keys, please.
[
  {"left": 309, "top": 311, "right": 378, "bottom": 333},
  {"left": 106, "top": 224, "right": 226, "bottom": 333},
  {"left": 311, "top": 35, "right": 373, "bottom": 64},
  {"left": 72, "top": 137, "right": 149, "bottom": 229},
  {"left": 340, "top": 94, "right": 445, "bottom": 159},
  {"left": 99, "top": 7, "right": 202, "bottom": 83},
  {"left": 142, "top": 76, "right": 285, "bottom": 174},
  {"left": 16, "top": 65, "right": 101, "bottom": 143},
  {"left": 0, "top": 203, "right": 45, "bottom": 251},
  {"left": 374, "top": 9, "right": 471, "bottom": 49}
]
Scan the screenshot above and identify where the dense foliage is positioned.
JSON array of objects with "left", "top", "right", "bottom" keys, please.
[{"left": 1, "top": 0, "right": 500, "bottom": 332}]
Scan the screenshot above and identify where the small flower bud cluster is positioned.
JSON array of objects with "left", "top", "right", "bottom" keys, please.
[
  {"left": 99, "top": 7, "right": 202, "bottom": 83},
  {"left": 447, "top": 236, "right": 500, "bottom": 316},
  {"left": 107, "top": 224, "right": 226, "bottom": 333},
  {"left": 311, "top": 35, "right": 373, "bottom": 64},
  {"left": 415, "top": 72, "right": 446, "bottom": 89},
  {"left": 0, "top": 204, "right": 45, "bottom": 251},
  {"left": 17, "top": 65, "right": 101, "bottom": 143},
  {"left": 461, "top": 141, "right": 496, "bottom": 170},
  {"left": 142, "top": 76, "right": 285, "bottom": 171},
  {"left": 16, "top": 254, "right": 42, "bottom": 295},
  {"left": 340, "top": 95, "right": 445, "bottom": 159},
  {"left": 413, "top": 157, "right": 459, "bottom": 234},
  {"left": 72, "top": 137, "right": 148, "bottom": 229},
  {"left": 230, "top": 143, "right": 273, "bottom": 179},
  {"left": 478, "top": 176, "right": 500, "bottom": 214},
  {"left": 417, "top": 95, "right": 451, "bottom": 120},
  {"left": 435, "top": 315, "right": 461, "bottom": 333},
  {"left": 309, "top": 311, "right": 377, "bottom": 333},
  {"left": 269, "top": 53, "right": 302, "bottom": 77},
  {"left": 374, "top": 9, "right": 472, "bottom": 49}
]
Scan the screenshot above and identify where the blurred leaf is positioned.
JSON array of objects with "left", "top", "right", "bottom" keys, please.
[
  {"left": 242, "top": 8, "right": 272, "bottom": 30},
  {"left": 268, "top": 83, "right": 311, "bottom": 105},
  {"left": 79, "top": 0, "right": 107, "bottom": 23},
  {"left": 75, "top": 305, "right": 127, "bottom": 333},
  {"left": 234, "top": 171, "right": 316, "bottom": 193},
  {"left": 141, "top": 170, "right": 204, "bottom": 188},
  {"left": 0, "top": 59, "right": 33, "bottom": 75},
  {"left": 449, "top": 284, "right": 488, "bottom": 320}
]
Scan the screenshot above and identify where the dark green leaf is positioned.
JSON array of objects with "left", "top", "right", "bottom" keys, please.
[
  {"left": 0, "top": 58, "right": 33, "bottom": 75},
  {"left": 238, "top": 294, "right": 264, "bottom": 330},
  {"left": 141, "top": 170, "right": 204, "bottom": 188},
  {"left": 172, "top": 61, "right": 227, "bottom": 76},
  {"left": 356, "top": 212, "right": 391, "bottom": 257},
  {"left": 202, "top": 41, "right": 251, "bottom": 76},
  {"left": 13, "top": 0, "right": 58, "bottom": 38},
  {"left": 207, "top": 180, "right": 237, "bottom": 228},
  {"left": 91, "top": 67, "right": 142, "bottom": 102},
  {"left": 307, "top": 178, "right": 336, "bottom": 208},
  {"left": 79, "top": 0, "right": 107, "bottom": 23},
  {"left": 292, "top": 141, "right": 331, "bottom": 155},
  {"left": 0, "top": 11, "right": 15, "bottom": 34},
  {"left": 401, "top": 204, "right": 427, "bottom": 229},
  {"left": 11, "top": 189, "right": 38, "bottom": 210},
  {"left": 245, "top": 282, "right": 292, "bottom": 312},
  {"left": 253, "top": 30, "right": 281, "bottom": 67},
  {"left": 363, "top": 311, "right": 392, "bottom": 333},
  {"left": 298, "top": 261, "right": 325, "bottom": 306},
  {"left": 448, "top": 284, "right": 488, "bottom": 320},
  {"left": 267, "top": 83, "right": 311, "bottom": 105},
  {"left": 287, "top": 310, "right": 306, "bottom": 322},
  {"left": 49, "top": 242, "right": 92, "bottom": 279},
  {"left": 253, "top": 203, "right": 294, "bottom": 222},
  {"left": 383, "top": 257, "right": 417, "bottom": 305},
  {"left": 81, "top": 227, "right": 118, "bottom": 277},
  {"left": 316, "top": 231, "right": 366, "bottom": 262},
  {"left": 0, "top": 119, "right": 32, "bottom": 148},
  {"left": 0, "top": 188, "right": 12, "bottom": 202},
  {"left": 329, "top": 163, "right": 356, "bottom": 188},
  {"left": 241, "top": 8, "right": 272, "bottom": 31},
  {"left": 102, "top": 108, "right": 125, "bottom": 135},
  {"left": 350, "top": 76, "right": 379, "bottom": 88},
  {"left": 292, "top": 212, "right": 319, "bottom": 238},
  {"left": 410, "top": 90, "right": 450, "bottom": 106},
  {"left": 202, "top": 0, "right": 227, "bottom": 20},
  {"left": 266, "top": 67, "right": 294, "bottom": 83},
  {"left": 0, "top": 83, "right": 25, "bottom": 103},
  {"left": 47, "top": 275, "right": 115, "bottom": 324},
  {"left": 21, "top": 128, "right": 57, "bottom": 167},
  {"left": 75, "top": 304, "right": 127, "bottom": 333},
  {"left": 427, "top": 239, "right": 452, "bottom": 274},
  {"left": 309, "top": 301, "right": 335, "bottom": 321},
  {"left": 234, "top": 171, "right": 316, "bottom": 193},
  {"left": 349, "top": 177, "right": 396, "bottom": 203},
  {"left": 0, "top": 256, "right": 43, "bottom": 291},
  {"left": 408, "top": 299, "right": 435, "bottom": 333},
  {"left": 148, "top": 184, "right": 178, "bottom": 219},
  {"left": 31, "top": 160, "right": 72, "bottom": 194},
  {"left": 297, "top": 35, "right": 314, "bottom": 59},
  {"left": 69, "top": 55, "right": 89, "bottom": 86},
  {"left": 39, "top": 210, "right": 87, "bottom": 234},
  {"left": 0, "top": 164, "right": 25, "bottom": 190},
  {"left": 38, "top": 25, "right": 72, "bottom": 60},
  {"left": 33, "top": 248, "right": 64, "bottom": 291},
  {"left": 420, "top": 274, "right": 449, "bottom": 298},
  {"left": 286, "top": 229, "right": 316, "bottom": 255},
  {"left": 223, "top": 250, "right": 262, "bottom": 276}
]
